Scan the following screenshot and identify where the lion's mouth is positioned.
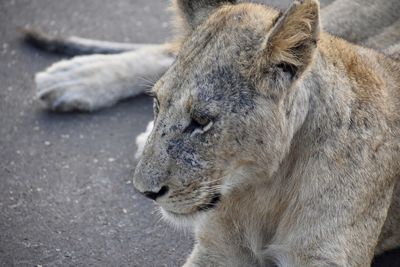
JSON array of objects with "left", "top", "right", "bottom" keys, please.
[
  {"left": 197, "top": 193, "right": 221, "bottom": 212},
  {"left": 160, "top": 193, "right": 222, "bottom": 227},
  {"left": 162, "top": 192, "right": 222, "bottom": 217}
]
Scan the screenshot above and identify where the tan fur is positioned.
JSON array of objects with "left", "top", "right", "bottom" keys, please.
[
  {"left": 133, "top": 0, "right": 400, "bottom": 266},
  {"left": 264, "top": 0, "right": 319, "bottom": 69},
  {"left": 26, "top": 0, "right": 400, "bottom": 265}
]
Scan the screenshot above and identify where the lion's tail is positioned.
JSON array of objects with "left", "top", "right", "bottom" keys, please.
[{"left": 19, "top": 27, "right": 148, "bottom": 56}]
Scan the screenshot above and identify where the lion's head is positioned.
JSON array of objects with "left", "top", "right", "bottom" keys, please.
[{"left": 133, "top": 0, "right": 320, "bottom": 225}]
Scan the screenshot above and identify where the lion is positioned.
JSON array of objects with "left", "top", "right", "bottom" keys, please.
[{"left": 24, "top": 0, "right": 400, "bottom": 266}]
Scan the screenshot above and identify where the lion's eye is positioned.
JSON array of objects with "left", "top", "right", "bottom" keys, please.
[
  {"left": 192, "top": 113, "right": 210, "bottom": 127},
  {"left": 186, "top": 113, "right": 214, "bottom": 137}
]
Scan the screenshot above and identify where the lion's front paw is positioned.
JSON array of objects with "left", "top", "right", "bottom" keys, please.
[
  {"left": 135, "top": 120, "right": 154, "bottom": 160},
  {"left": 36, "top": 80, "right": 94, "bottom": 111},
  {"left": 35, "top": 55, "right": 122, "bottom": 111}
]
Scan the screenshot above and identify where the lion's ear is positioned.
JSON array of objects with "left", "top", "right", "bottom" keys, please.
[
  {"left": 262, "top": 0, "right": 320, "bottom": 81},
  {"left": 173, "top": 0, "right": 237, "bottom": 32}
]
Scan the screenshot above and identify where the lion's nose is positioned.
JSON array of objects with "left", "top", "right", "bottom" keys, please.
[{"left": 142, "top": 185, "right": 169, "bottom": 200}]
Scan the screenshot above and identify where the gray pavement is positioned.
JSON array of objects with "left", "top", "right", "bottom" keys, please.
[
  {"left": 0, "top": 1, "right": 191, "bottom": 266},
  {"left": 0, "top": 0, "right": 398, "bottom": 266}
]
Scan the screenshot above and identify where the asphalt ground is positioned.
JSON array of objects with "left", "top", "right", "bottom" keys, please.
[{"left": 0, "top": 0, "right": 399, "bottom": 266}]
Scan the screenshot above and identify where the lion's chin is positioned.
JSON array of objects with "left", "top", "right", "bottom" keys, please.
[
  {"left": 159, "top": 193, "right": 222, "bottom": 229},
  {"left": 160, "top": 208, "right": 210, "bottom": 229}
]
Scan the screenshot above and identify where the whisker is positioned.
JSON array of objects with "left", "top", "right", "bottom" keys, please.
[
  {"left": 137, "top": 75, "right": 157, "bottom": 85},
  {"left": 199, "top": 177, "right": 225, "bottom": 185}
]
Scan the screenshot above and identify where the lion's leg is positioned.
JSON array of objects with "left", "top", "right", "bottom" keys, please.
[
  {"left": 375, "top": 178, "right": 400, "bottom": 255},
  {"left": 267, "top": 202, "right": 395, "bottom": 266},
  {"left": 183, "top": 243, "right": 260, "bottom": 267},
  {"left": 135, "top": 120, "right": 154, "bottom": 159},
  {"left": 267, "top": 170, "right": 396, "bottom": 266},
  {"left": 182, "top": 245, "right": 216, "bottom": 267},
  {"left": 35, "top": 44, "right": 175, "bottom": 111}
]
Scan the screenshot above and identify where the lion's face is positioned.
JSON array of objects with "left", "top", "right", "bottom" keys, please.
[
  {"left": 139, "top": 65, "right": 258, "bottom": 219},
  {"left": 134, "top": 5, "right": 279, "bottom": 221},
  {"left": 133, "top": 1, "right": 319, "bottom": 224}
]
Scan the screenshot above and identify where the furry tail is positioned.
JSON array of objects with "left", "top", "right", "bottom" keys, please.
[{"left": 19, "top": 27, "right": 150, "bottom": 56}]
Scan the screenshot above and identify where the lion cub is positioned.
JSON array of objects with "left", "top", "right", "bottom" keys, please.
[
  {"left": 132, "top": 0, "right": 400, "bottom": 266},
  {"left": 25, "top": 0, "right": 400, "bottom": 265}
]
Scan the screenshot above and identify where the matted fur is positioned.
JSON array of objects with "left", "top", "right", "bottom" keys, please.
[
  {"left": 133, "top": 0, "right": 400, "bottom": 266},
  {"left": 26, "top": 0, "right": 400, "bottom": 266}
]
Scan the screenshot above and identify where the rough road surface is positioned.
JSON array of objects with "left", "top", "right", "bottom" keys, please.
[{"left": 0, "top": 0, "right": 398, "bottom": 266}]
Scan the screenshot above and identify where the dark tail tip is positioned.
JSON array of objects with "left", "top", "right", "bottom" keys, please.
[{"left": 18, "top": 26, "right": 63, "bottom": 52}]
